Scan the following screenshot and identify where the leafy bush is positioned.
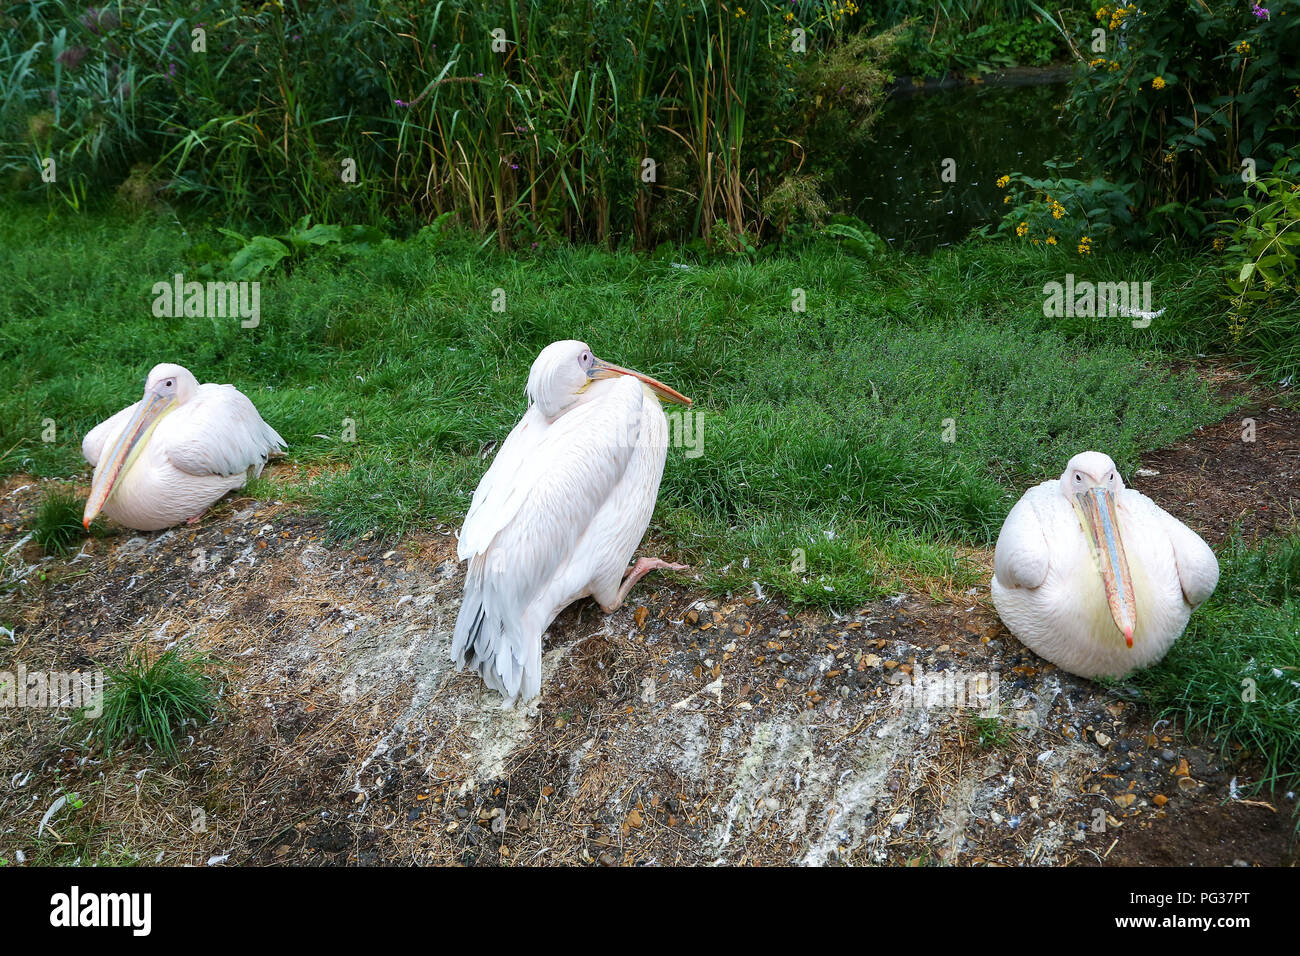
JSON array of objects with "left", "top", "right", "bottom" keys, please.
[
  {"left": 1065, "top": 1, "right": 1300, "bottom": 228},
  {"left": 1219, "top": 151, "right": 1300, "bottom": 377},
  {"left": 888, "top": 13, "right": 1067, "bottom": 77},
  {"left": 994, "top": 160, "right": 1137, "bottom": 252}
]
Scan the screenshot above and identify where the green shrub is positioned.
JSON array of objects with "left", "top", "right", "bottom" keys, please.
[
  {"left": 1065, "top": 1, "right": 1299, "bottom": 230},
  {"left": 994, "top": 160, "right": 1137, "bottom": 253}
]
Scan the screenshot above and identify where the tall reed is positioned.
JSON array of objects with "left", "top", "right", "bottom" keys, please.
[{"left": 1, "top": 0, "right": 886, "bottom": 245}]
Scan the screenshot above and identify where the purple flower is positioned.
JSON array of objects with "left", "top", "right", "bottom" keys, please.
[
  {"left": 394, "top": 99, "right": 409, "bottom": 107},
  {"left": 510, "top": 163, "right": 519, "bottom": 169},
  {"left": 57, "top": 46, "right": 89, "bottom": 71},
  {"left": 1252, "top": 3, "right": 1269, "bottom": 17}
]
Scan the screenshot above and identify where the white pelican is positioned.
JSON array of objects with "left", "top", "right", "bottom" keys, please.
[
  {"left": 81, "top": 363, "right": 286, "bottom": 531},
  {"left": 991, "top": 451, "right": 1218, "bottom": 678},
  {"left": 452, "top": 340, "right": 692, "bottom": 703}
]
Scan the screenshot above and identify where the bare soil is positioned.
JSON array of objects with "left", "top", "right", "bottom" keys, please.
[{"left": 1, "top": 387, "right": 1296, "bottom": 867}]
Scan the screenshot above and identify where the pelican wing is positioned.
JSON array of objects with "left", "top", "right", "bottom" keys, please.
[
  {"left": 1128, "top": 491, "right": 1220, "bottom": 607},
  {"left": 158, "top": 384, "right": 286, "bottom": 478},
  {"left": 993, "top": 489, "right": 1052, "bottom": 590},
  {"left": 460, "top": 378, "right": 644, "bottom": 563},
  {"left": 82, "top": 401, "right": 142, "bottom": 467},
  {"left": 456, "top": 406, "right": 551, "bottom": 562}
]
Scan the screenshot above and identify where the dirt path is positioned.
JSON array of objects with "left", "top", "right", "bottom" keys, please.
[{"left": 1, "top": 396, "right": 1296, "bottom": 867}]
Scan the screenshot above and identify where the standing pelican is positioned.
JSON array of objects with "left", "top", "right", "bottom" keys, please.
[
  {"left": 453, "top": 340, "right": 692, "bottom": 703},
  {"left": 991, "top": 451, "right": 1218, "bottom": 678},
  {"left": 82, "top": 363, "right": 286, "bottom": 531}
]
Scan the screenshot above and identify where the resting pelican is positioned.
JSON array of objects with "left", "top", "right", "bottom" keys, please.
[
  {"left": 82, "top": 363, "right": 286, "bottom": 531},
  {"left": 453, "top": 340, "right": 692, "bottom": 703},
  {"left": 991, "top": 451, "right": 1218, "bottom": 678}
]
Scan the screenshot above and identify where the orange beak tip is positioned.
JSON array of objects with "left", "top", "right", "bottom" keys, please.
[{"left": 1124, "top": 627, "right": 1134, "bottom": 648}]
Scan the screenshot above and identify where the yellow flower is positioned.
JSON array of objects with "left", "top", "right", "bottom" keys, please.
[
  {"left": 1051, "top": 201, "right": 1065, "bottom": 219},
  {"left": 1212, "top": 237, "right": 1225, "bottom": 252},
  {"left": 1016, "top": 222, "right": 1029, "bottom": 237},
  {"left": 1032, "top": 238, "right": 1041, "bottom": 246},
  {"left": 996, "top": 175, "right": 1010, "bottom": 188},
  {"left": 1077, "top": 236, "right": 1093, "bottom": 255},
  {"left": 1047, "top": 235, "right": 1058, "bottom": 246},
  {"left": 1152, "top": 75, "right": 1166, "bottom": 90},
  {"left": 1236, "top": 41, "right": 1251, "bottom": 55},
  {"left": 1003, "top": 195, "right": 1011, "bottom": 204}
]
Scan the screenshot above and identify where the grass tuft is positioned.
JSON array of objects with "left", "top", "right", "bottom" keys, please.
[
  {"left": 31, "top": 487, "right": 85, "bottom": 554},
  {"left": 93, "top": 647, "right": 218, "bottom": 763}
]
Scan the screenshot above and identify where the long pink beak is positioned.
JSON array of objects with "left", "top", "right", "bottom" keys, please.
[
  {"left": 590, "top": 358, "right": 692, "bottom": 406},
  {"left": 83, "top": 391, "right": 173, "bottom": 529},
  {"left": 1075, "top": 486, "right": 1137, "bottom": 648}
]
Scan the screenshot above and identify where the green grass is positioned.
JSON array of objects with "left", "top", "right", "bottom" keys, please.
[
  {"left": 0, "top": 201, "right": 1234, "bottom": 606},
  {"left": 1131, "top": 533, "right": 1300, "bottom": 798},
  {"left": 969, "top": 714, "right": 1017, "bottom": 750},
  {"left": 29, "top": 486, "right": 84, "bottom": 554},
  {"left": 93, "top": 647, "right": 218, "bottom": 762}
]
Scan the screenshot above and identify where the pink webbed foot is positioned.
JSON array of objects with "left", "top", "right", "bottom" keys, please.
[{"left": 602, "top": 556, "right": 691, "bottom": 613}]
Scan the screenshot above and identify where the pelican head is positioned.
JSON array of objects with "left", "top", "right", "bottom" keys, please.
[
  {"left": 526, "top": 340, "right": 691, "bottom": 419},
  {"left": 83, "top": 363, "right": 198, "bottom": 529},
  {"left": 1059, "top": 451, "right": 1137, "bottom": 648}
]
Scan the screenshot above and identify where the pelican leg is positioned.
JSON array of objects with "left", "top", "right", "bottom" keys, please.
[
  {"left": 598, "top": 557, "right": 689, "bottom": 613},
  {"left": 185, "top": 508, "right": 209, "bottom": 526}
]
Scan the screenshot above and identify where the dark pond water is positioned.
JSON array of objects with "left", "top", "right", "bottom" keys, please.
[{"left": 827, "top": 80, "right": 1070, "bottom": 252}]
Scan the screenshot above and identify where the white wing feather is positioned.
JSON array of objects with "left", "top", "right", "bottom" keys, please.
[
  {"left": 993, "top": 488, "right": 1052, "bottom": 590},
  {"left": 457, "top": 405, "right": 551, "bottom": 562},
  {"left": 157, "top": 384, "right": 286, "bottom": 478}
]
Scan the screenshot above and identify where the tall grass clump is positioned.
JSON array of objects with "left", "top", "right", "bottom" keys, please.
[
  {"left": 2, "top": 0, "right": 896, "bottom": 246},
  {"left": 31, "top": 485, "right": 85, "bottom": 553},
  {"left": 93, "top": 647, "right": 218, "bottom": 762}
]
